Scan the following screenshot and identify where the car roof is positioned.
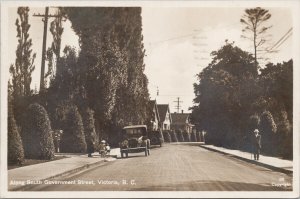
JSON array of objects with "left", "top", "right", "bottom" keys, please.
[{"left": 123, "top": 125, "right": 147, "bottom": 129}]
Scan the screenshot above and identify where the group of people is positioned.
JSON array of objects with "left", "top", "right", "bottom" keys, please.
[{"left": 87, "top": 140, "right": 111, "bottom": 158}]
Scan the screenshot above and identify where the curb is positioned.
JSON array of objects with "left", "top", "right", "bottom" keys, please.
[
  {"left": 200, "top": 145, "right": 293, "bottom": 175},
  {"left": 9, "top": 157, "right": 115, "bottom": 191}
]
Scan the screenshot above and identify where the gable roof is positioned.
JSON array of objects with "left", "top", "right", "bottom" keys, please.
[
  {"left": 150, "top": 100, "right": 160, "bottom": 122},
  {"left": 157, "top": 104, "right": 170, "bottom": 122},
  {"left": 171, "top": 113, "right": 190, "bottom": 124}
]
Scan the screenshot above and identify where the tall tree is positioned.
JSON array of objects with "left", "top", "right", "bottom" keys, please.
[
  {"left": 65, "top": 8, "right": 150, "bottom": 143},
  {"left": 191, "top": 42, "right": 257, "bottom": 148},
  {"left": 45, "top": 8, "right": 65, "bottom": 87},
  {"left": 9, "top": 7, "right": 36, "bottom": 124},
  {"left": 240, "top": 7, "right": 272, "bottom": 67},
  {"left": 10, "top": 7, "right": 36, "bottom": 98}
]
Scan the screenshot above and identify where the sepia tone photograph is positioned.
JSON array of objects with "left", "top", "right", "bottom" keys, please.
[{"left": 1, "top": 0, "right": 299, "bottom": 198}]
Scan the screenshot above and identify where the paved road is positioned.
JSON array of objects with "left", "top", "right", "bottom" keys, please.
[{"left": 29, "top": 144, "right": 292, "bottom": 191}]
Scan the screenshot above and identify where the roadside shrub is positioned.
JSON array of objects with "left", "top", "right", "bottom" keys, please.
[
  {"left": 196, "top": 131, "right": 202, "bottom": 142},
  {"left": 191, "top": 132, "right": 197, "bottom": 142},
  {"left": 60, "top": 105, "right": 87, "bottom": 153},
  {"left": 162, "top": 130, "right": 171, "bottom": 143},
  {"left": 21, "top": 103, "right": 55, "bottom": 160},
  {"left": 259, "top": 110, "right": 277, "bottom": 155},
  {"left": 159, "top": 129, "right": 164, "bottom": 143},
  {"left": 176, "top": 130, "right": 184, "bottom": 142},
  {"left": 170, "top": 130, "right": 178, "bottom": 142},
  {"left": 183, "top": 131, "right": 191, "bottom": 142},
  {"left": 82, "top": 107, "right": 97, "bottom": 154},
  {"left": 8, "top": 112, "right": 24, "bottom": 165}
]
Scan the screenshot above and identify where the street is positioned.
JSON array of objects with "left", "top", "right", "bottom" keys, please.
[{"left": 29, "top": 144, "right": 292, "bottom": 191}]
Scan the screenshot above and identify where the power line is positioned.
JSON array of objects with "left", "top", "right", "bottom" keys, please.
[
  {"left": 268, "top": 27, "right": 292, "bottom": 51},
  {"left": 148, "top": 22, "right": 240, "bottom": 46},
  {"left": 272, "top": 32, "right": 292, "bottom": 50}
]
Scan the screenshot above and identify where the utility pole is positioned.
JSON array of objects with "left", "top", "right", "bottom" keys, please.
[
  {"left": 173, "top": 97, "right": 183, "bottom": 113},
  {"left": 33, "top": 7, "right": 60, "bottom": 92}
]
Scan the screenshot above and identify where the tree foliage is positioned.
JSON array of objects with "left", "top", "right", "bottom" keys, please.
[
  {"left": 240, "top": 7, "right": 272, "bottom": 67},
  {"left": 82, "top": 107, "right": 97, "bottom": 153},
  {"left": 21, "top": 103, "right": 55, "bottom": 160},
  {"left": 192, "top": 42, "right": 257, "bottom": 148},
  {"left": 8, "top": 87, "right": 24, "bottom": 165},
  {"left": 9, "top": 7, "right": 36, "bottom": 125},
  {"left": 191, "top": 41, "right": 293, "bottom": 158},
  {"left": 65, "top": 8, "right": 150, "bottom": 142},
  {"left": 59, "top": 103, "right": 87, "bottom": 153}
]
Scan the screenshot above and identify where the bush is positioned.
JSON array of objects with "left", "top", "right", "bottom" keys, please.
[
  {"left": 196, "top": 131, "right": 203, "bottom": 142},
  {"left": 259, "top": 111, "right": 277, "bottom": 155},
  {"left": 60, "top": 105, "right": 87, "bottom": 153},
  {"left": 183, "top": 131, "right": 191, "bottom": 142},
  {"left": 8, "top": 112, "right": 24, "bottom": 165},
  {"left": 82, "top": 107, "right": 97, "bottom": 154},
  {"left": 21, "top": 103, "right": 55, "bottom": 160},
  {"left": 176, "top": 130, "right": 184, "bottom": 142},
  {"left": 162, "top": 130, "right": 171, "bottom": 143},
  {"left": 191, "top": 132, "right": 197, "bottom": 142},
  {"left": 170, "top": 130, "right": 178, "bottom": 142}
]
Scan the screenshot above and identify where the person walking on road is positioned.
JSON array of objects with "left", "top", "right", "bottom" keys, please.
[{"left": 252, "top": 129, "right": 261, "bottom": 161}]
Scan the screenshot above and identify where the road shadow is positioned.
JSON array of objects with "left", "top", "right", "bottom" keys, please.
[{"left": 130, "top": 180, "right": 292, "bottom": 191}]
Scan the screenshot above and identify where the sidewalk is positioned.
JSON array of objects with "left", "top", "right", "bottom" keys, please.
[
  {"left": 8, "top": 148, "right": 120, "bottom": 191},
  {"left": 200, "top": 145, "right": 293, "bottom": 174}
]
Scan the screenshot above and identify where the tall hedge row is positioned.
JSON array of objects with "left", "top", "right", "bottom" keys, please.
[{"left": 21, "top": 103, "right": 55, "bottom": 160}]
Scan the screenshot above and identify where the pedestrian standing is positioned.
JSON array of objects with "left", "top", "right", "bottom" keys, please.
[{"left": 252, "top": 129, "right": 261, "bottom": 160}]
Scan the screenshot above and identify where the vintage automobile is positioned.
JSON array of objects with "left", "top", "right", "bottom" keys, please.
[
  {"left": 119, "top": 125, "right": 150, "bottom": 158},
  {"left": 148, "top": 130, "right": 164, "bottom": 147}
]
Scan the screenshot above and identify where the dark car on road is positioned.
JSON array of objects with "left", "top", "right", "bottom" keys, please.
[
  {"left": 119, "top": 125, "right": 150, "bottom": 158},
  {"left": 148, "top": 130, "right": 164, "bottom": 147}
]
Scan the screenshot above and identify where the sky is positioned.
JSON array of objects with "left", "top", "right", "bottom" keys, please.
[{"left": 6, "top": 6, "right": 293, "bottom": 113}]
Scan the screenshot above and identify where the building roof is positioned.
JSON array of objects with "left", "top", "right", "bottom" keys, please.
[
  {"left": 157, "top": 104, "right": 170, "bottom": 122},
  {"left": 171, "top": 113, "right": 190, "bottom": 125},
  {"left": 150, "top": 100, "right": 160, "bottom": 122}
]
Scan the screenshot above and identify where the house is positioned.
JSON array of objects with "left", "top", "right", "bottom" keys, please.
[
  {"left": 157, "top": 104, "right": 172, "bottom": 130},
  {"left": 149, "top": 100, "right": 160, "bottom": 131},
  {"left": 171, "top": 111, "right": 194, "bottom": 133}
]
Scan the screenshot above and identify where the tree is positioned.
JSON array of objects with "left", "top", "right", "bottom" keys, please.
[
  {"left": 59, "top": 104, "right": 87, "bottom": 153},
  {"left": 259, "top": 110, "right": 277, "bottom": 155},
  {"left": 191, "top": 42, "right": 257, "bottom": 147},
  {"left": 45, "top": 8, "right": 66, "bottom": 87},
  {"left": 65, "top": 8, "right": 149, "bottom": 141},
  {"left": 9, "top": 7, "right": 36, "bottom": 124},
  {"left": 21, "top": 103, "right": 55, "bottom": 160},
  {"left": 8, "top": 85, "right": 24, "bottom": 165},
  {"left": 241, "top": 7, "right": 272, "bottom": 67},
  {"left": 82, "top": 107, "right": 97, "bottom": 154}
]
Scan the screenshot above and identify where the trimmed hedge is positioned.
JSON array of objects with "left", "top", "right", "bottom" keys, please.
[
  {"left": 170, "top": 130, "right": 178, "bottom": 142},
  {"left": 21, "top": 103, "right": 55, "bottom": 160},
  {"left": 183, "top": 131, "right": 191, "bottom": 142},
  {"left": 82, "top": 107, "right": 97, "bottom": 154},
  {"left": 176, "top": 130, "right": 184, "bottom": 142},
  {"left": 60, "top": 105, "right": 87, "bottom": 153},
  {"left": 162, "top": 130, "right": 171, "bottom": 143},
  {"left": 191, "top": 132, "right": 197, "bottom": 142},
  {"left": 8, "top": 112, "right": 24, "bottom": 165}
]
